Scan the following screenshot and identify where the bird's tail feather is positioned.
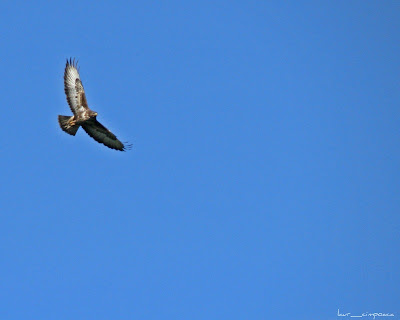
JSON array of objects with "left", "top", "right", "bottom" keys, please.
[{"left": 58, "top": 115, "right": 80, "bottom": 136}]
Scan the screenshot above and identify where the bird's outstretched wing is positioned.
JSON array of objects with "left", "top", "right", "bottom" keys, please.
[
  {"left": 64, "top": 58, "right": 89, "bottom": 115},
  {"left": 82, "top": 119, "right": 130, "bottom": 151}
]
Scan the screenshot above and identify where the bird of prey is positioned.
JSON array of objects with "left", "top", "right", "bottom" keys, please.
[{"left": 58, "top": 58, "right": 130, "bottom": 151}]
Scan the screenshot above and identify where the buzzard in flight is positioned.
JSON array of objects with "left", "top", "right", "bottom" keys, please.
[{"left": 58, "top": 58, "right": 130, "bottom": 151}]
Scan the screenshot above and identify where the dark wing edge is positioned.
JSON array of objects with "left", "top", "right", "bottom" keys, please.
[
  {"left": 82, "top": 119, "right": 132, "bottom": 151},
  {"left": 64, "top": 58, "right": 89, "bottom": 114}
]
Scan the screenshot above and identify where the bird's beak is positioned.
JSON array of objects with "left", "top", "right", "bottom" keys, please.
[{"left": 94, "top": 112, "right": 98, "bottom": 116}]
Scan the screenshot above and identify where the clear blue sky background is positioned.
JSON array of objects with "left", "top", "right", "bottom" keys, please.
[{"left": 0, "top": 1, "right": 399, "bottom": 319}]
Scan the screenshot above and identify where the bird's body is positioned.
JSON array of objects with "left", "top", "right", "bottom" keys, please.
[{"left": 58, "top": 58, "right": 130, "bottom": 151}]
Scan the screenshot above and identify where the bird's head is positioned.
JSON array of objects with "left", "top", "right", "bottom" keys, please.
[{"left": 90, "top": 111, "right": 98, "bottom": 118}]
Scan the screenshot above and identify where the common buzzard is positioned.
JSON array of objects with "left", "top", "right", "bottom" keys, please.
[{"left": 58, "top": 58, "right": 130, "bottom": 151}]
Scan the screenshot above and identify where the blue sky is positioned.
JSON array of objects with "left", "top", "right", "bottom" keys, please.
[{"left": 0, "top": 1, "right": 399, "bottom": 319}]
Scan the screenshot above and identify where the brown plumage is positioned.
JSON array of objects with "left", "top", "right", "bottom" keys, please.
[{"left": 58, "top": 58, "right": 131, "bottom": 151}]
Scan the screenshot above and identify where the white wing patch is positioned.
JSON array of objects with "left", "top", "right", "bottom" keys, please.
[{"left": 64, "top": 59, "right": 85, "bottom": 115}]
